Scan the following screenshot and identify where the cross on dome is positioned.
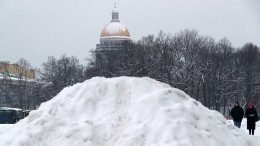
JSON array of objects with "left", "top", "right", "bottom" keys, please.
[
  {"left": 114, "top": 2, "right": 117, "bottom": 9},
  {"left": 112, "top": 2, "right": 119, "bottom": 22}
]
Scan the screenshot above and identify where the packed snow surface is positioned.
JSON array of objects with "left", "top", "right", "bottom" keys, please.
[
  {"left": 228, "top": 119, "right": 260, "bottom": 137},
  {"left": 0, "top": 77, "right": 259, "bottom": 146}
]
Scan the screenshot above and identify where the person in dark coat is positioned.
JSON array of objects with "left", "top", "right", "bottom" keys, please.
[
  {"left": 230, "top": 101, "right": 244, "bottom": 128},
  {"left": 245, "top": 102, "right": 258, "bottom": 135}
]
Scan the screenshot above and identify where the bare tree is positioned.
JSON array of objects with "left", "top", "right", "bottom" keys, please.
[
  {"left": 84, "top": 29, "right": 260, "bottom": 116},
  {"left": 237, "top": 43, "right": 260, "bottom": 108},
  {"left": 41, "top": 55, "right": 84, "bottom": 97}
]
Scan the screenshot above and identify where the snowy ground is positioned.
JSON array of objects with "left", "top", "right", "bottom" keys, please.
[
  {"left": 0, "top": 77, "right": 259, "bottom": 146},
  {"left": 228, "top": 119, "right": 260, "bottom": 137}
]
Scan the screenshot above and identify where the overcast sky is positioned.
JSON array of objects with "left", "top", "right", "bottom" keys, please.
[{"left": 0, "top": 0, "right": 259, "bottom": 68}]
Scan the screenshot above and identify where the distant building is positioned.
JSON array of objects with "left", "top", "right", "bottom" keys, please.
[
  {"left": 96, "top": 4, "right": 131, "bottom": 68},
  {"left": 0, "top": 61, "right": 35, "bottom": 80},
  {"left": 0, "top": 61, "right": 37, "bottom": 109}
]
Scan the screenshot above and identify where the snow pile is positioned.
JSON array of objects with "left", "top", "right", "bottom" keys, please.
[{"left": 0, "top": 77, "right": 259, "bottom": 146}]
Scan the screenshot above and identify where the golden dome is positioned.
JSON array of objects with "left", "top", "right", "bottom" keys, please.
[
  {"left": 100, "top": 22, "right": 130, "bottom": 39},
  {"left": 100, "top": 3, "right": 130, "bottom": 40}
]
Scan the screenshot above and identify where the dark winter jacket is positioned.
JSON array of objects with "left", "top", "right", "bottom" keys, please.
[
  {"left": 230, "top": 106, "right": 244, "bottom": 122},
  {"left": 245, "top": 108, "right": 258, "bottom": 130}
]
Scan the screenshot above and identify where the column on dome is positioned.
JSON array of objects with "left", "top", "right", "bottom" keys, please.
[{"left": 111, "top": 3, "right": 119, "bottom": 22}]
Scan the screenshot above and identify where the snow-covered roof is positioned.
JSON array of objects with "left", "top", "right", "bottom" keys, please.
[
  {"left": 0, "top": 73, "right": 40, "bottom": 84},
  {"left": 0, "top": 107, "right": 22, "bottom": 111}
]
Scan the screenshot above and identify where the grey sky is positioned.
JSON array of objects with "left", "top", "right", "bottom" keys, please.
[{"left": 0, "top": 0, "right": 259, "bottom": 68}]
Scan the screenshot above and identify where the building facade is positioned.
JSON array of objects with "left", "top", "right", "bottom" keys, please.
[
  {"left": 0, "top": 61, "right": 37, "bottom": 109},
  {"left": 0, "top": 62, "right": 35, "bottom": 79}
]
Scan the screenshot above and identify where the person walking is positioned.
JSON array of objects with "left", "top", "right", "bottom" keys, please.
[
  {"left": 230, "top": 101, "right": 244, "bottom": 128},
  {"left": 245, "top": 102, "right": 258, "bottom": 135}
]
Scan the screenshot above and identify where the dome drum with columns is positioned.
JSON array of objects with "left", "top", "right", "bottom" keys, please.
[{"left": 96, "top": 4, "right": 131, "bottom": 52}]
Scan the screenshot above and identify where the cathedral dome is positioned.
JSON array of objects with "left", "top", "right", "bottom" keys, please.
[
  {"left": 100, "top": 22, "right": 130, "bottom": 39},
  {"left": 100, "top": 4, "right": 130, "bottom": 40}
]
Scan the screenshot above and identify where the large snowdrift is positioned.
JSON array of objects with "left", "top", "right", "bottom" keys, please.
[{"left": 0, "top": 77, "right": 259, "bottom": 146}]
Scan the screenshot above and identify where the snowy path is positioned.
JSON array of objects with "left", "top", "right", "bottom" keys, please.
[
  {"left": 0, "top": 119, "right": 259, "bottom": 143},
  {"left": 0, "top": 120, "right": 259, "bottom": 145},
  {"left": 229, "top": 119, "right": 260, "bottom": 137},
  {"left": 0, "top": 124, "right": 13, "bottom": 131}
]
